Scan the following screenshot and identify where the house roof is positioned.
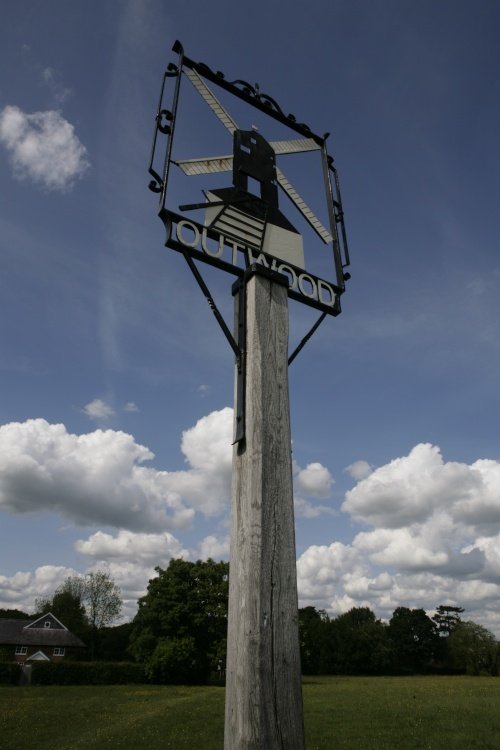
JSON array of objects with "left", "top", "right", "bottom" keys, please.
[{"left": 0, "top": 614, "right": 86, "bottom": 648}]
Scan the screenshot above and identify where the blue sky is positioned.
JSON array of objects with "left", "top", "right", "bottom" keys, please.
[{"left": 1, "top": 0, "right": 500, "bottom": 633}]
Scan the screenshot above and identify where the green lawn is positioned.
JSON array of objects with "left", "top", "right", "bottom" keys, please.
[{"left": 1, "top": 676, "right": 500, "bottom": 749}]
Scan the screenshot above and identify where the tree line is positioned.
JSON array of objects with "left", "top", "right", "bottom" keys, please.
[
  {"left": 127, "top": 560, "right": 500, "bottom": 680},
  {"left": 3, "top": 560, "right": 499, "bottom": 680}
]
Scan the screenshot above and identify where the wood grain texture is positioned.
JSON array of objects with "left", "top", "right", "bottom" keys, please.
[{"left": 224, "top": 271, "right": 305, "bottom": 750}]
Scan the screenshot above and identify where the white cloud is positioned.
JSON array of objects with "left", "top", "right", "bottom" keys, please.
[
  {"left": 0, "top": 105, "right": 89, "bottom": 191},
  {"left": 7, "top": 420, "right": 500, "bottom": 634},
  {"left": 181, "top": 408, "right": 232, "bottom": 475},
  {"left": 75, "top": 529, "right": 189, "bottom": 565},
  {"left": 0, "top": 410, "right": 234, "bottom": 533},
  {"left": 0, "top": 419, "right": 193, "bottom": 532},
  {"left": 0, "top": 562, "right": 146, "bottom": 622},
  {"left": 295, "top": 444, "right": 500, "bottom": 636},
  {"left": 296, "top": 462, "right": 333, "bottom": 498},
  {"left": 123, "top": 402, "right": 139, "bottom": 413},
  {"left": 344, "top": 459, "right": 373, "bottom": 481},
  {"left": 83, "top": 398, "right": 115, "bottom": 420},
  {"left": 163, "top": 407, "right": 233, "bottom": 516},
  {"left": 294, "top": 496, "right": 335, "bottom": 519},
  {"left": 342, "top": 443, "right": 484, "bottom": 529},
  {"left": 197, "top": 535, "right": 230, "bottom": 560},
  {"left": 0, "top": 565, "right": 80, "bottom": 612}
]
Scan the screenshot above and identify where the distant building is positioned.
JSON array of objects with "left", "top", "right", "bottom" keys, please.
[{"left": 0, "top": 612, "right": 86, "bottom": 662}]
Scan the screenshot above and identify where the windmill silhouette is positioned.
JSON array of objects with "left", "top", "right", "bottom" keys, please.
[{"left": 174, "top": 68, "right": 333, "bottom": 270}]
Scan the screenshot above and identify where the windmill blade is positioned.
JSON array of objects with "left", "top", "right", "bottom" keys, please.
[
  {"left": 184, "top": 68, "right": 238, "bottom": 135},
  {"left": 175, "top": 156, "right": 332, "bottom": 243},
  {"left": 182, "top": 69, "right": 330, "bottom": 243},
  {"left": 276, "top": 167, "right": 332, "bottom": 244},
  {"left": 174, "top": 138, "right": 319, "bottom": 175},
  {"left": 269, "top": 138, "right": 320, "bottom": 155},
  {"left": 174, "top": 155, "right": 233, "bottom": 176}
]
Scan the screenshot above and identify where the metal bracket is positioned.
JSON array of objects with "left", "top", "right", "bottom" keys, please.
[
  {"left": 232, "top": 276, "right": 247, "bottom": 446},
  {"left": 288, "top": 311, "right": 328, "bottom": 366},
  {"left": 180, "top": 247, "right": 327, "bottom": 440},
  {"left": 179, "top": 248, "right": 247, "bottom": 445}
]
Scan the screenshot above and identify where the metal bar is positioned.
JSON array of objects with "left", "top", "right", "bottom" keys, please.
[
  {"left": 320, "top": 144, "right": 345, "bottom": 292},
  {"left": 180, "top": 249, "right": 241, "bottom": 360},
  {"left": 288, "top": 312, "right": 327, "bottom": 366},
  {"left": 174, "top": 43, "right": 325, "bottom": 146},
  {"left": 331, "top": 165, "right": 351, "bottom": 268},
  {"left": 233, "top": 277, "right": 246, "bottom": 444},
  {"left": 148, "top": 71, "right": 169, "bottom": 193},
  {"left": 160, "top": 44, "right": 185, "bottom": 211}
]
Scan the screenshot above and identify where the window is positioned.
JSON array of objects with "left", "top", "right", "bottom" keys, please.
[
  {"left": 15, "top": 646, "right": 28, "bottom": 655},
  {"left": 53, "top": 647, "right": 65, "bottom": 656},
  {"left": 44, "top": 621, "right": 51, "bottom": 628}
]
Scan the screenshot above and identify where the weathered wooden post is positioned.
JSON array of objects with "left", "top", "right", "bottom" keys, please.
[
  {"left": 224, "top": 266, "right": 304, "bottom": 749},
  {"left": 148, "top": 39, "right": 351, "bottom": 750}
]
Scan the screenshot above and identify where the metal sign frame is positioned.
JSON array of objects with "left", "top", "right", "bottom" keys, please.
[{"left": 148, "top": 41, "right": 350, "bottom": 322}]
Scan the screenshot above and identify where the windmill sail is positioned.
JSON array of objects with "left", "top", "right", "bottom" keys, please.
[
  {"left": 183, "top": 68, "right": 331, "bottom": 244},
  {"left": 185, "top": 68, "right": 237, "bottom": 134},
  {"left": 276, "top": 168, "right": 332, "bottom": 243}
]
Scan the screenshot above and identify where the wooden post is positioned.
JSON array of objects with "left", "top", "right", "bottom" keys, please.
[{"left": 224, "top": 265, "right": 305, "bottom": 750}]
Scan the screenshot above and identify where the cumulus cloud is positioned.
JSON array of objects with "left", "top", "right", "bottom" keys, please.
[
  {"left": 0, "top": 565, "right": 80, "bottom": 611},
  {"left": 163, "top": 407, "right": 233, "bottom": 516},
  {"left": 296, "top": 462, "right": 333, "bottom": 498},
  {"left": 82, "top": 398, "right": 115, "bottom": 420},
  {"left": 0, "top": 419, "right": 193, "bottom": 531},
  {"left": 344, "top": 459, "right": 373, "bottom": 481},
  {"left": 292, "top": 460, "right": 335, "bottom": 518},
  {"left": 197, "top": 534, "right": 230, "bottom": 560},
  {"left": 342, "top": 443, "right": 485, "bottom": 529},
  {"left": 0, "top": 410, "right": 235, "bottom": 533},
  {"left": 75, "top": 529, "right": 189, "bottom": 565},
  {"left": 295, "top": 444, "right": 500, "bottom": 635},
  {"left": 0, "top": 562, "right": 148, "bottom": 621},
  {"left": 6, "top": 418, "right": 500, "bottom": 634},
  {"left": 0, "top": 105, "right": 89, "bottom": 191}
]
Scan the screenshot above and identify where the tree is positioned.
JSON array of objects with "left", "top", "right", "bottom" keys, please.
[
  {"left": 85, "top": 571, "right": 122, "bottom": 630},
  {"left": 0, "top": 608, "right": 30, "bottom": 619},
  {"left": 298, "top": 606, "right": 332, "bottom": 674},
  {"left": 146, "top": 637, "right": 204, "bottom": 684},
  {"left": 447, "top": 621, "right": 498, "bottom": 675},
  {"left": 388, "top": 607, "right": 439, "bottom": 673},
  {"left": 34, "top": 570, "right": 122, "bottom": 659},
  {"left": 432, "top": 605, "right": 464, "bottom": 636},
  {"left": 34, "top": 579, "right": 89, "bottom": 646},
  {"left": 97, "top": 622, "right": 134, "bottom": 661},
  {"left": 84, "top": 571, "right": 122, "bottom": 660},
  {"left": 331, "top": 607, "right": 392, "bottom": 675},
  {"left": 129, "top": 559, "right": 229, "bottom": 681}
]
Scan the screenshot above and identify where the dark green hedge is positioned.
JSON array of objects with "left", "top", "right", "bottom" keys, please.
[
  {"left": 31, "top": 661, "right": 147, "bottom": 685},
  {"left": 0, "top": 662, "right": 21, "bottom": 685}
]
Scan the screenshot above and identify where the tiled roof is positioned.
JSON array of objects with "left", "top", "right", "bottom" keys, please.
[{"left": 0, "top": 618, "right": 86, "bottom": 648}]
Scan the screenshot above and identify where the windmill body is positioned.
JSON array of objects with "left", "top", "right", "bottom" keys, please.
[{"left": 204, "top": 129, "right": 305, "bottom": 269}]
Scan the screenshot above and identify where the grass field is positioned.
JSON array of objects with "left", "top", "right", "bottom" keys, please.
[{"left": 1, "top": 676, "right": 500, "bottom": 749}]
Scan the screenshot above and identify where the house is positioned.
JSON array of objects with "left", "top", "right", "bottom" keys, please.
[{"left": 0, "top": 612, "right": 86, "bottom": 663}]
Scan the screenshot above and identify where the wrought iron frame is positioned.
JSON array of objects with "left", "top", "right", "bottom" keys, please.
[{"left": 148, "top": 41, "right": 351, "bottom": 439}]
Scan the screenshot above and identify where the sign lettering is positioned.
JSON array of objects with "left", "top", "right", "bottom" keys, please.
[{"left": 164, "top": 211, "right": 339, "bottom": 314}]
